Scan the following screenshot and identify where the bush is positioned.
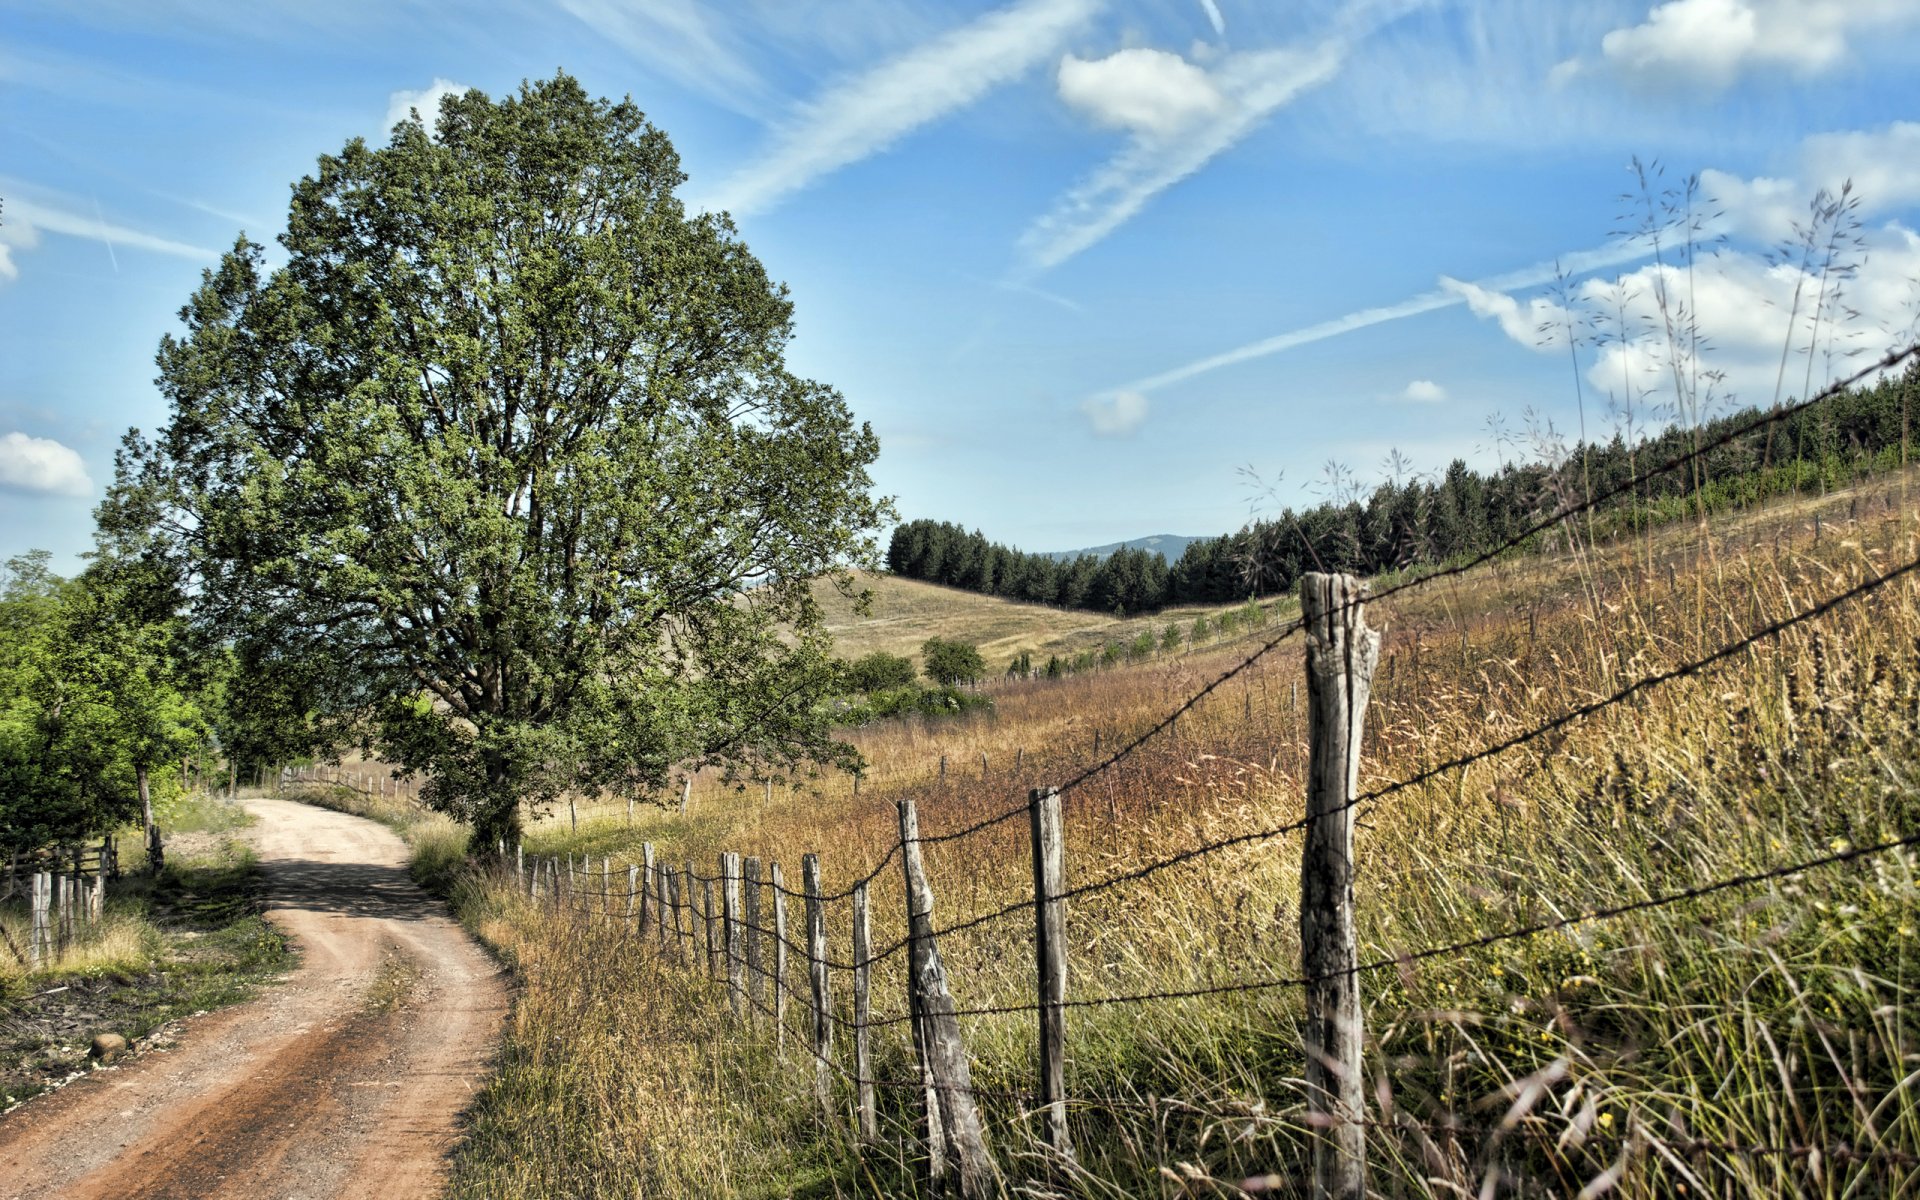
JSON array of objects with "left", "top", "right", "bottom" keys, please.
[
  {"left": 843, "top": 651, "right": 917, "bottom": 693},
  {"left": 921, "top": 638, "right": 986, "bottom": 687}
]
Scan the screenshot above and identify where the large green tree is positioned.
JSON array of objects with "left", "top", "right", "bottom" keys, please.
[{"left": 112, "top": 75, "right": 887, "bottom": 845}]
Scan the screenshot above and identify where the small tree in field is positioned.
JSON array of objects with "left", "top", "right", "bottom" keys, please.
[
  {"left": 921, "top": 637, "right": 986, "bottom": 687},
  {"left": 110, "top": 75, "right": 887, "bottom": 847}
]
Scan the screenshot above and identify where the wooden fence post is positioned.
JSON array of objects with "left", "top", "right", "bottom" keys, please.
[
  {"left": 771, "top": 862, "right": 789, "bottom": 1055},
  {"left": 1030, "top": 786, "right": 1073, "bottom": 1160},
  {"left": 744, "top": 856, "right": 765, "bottom": 1020},
  {"left": 899, "top": 797, "right": 996, "bottom": 1198},
  {"left": 628, "top": 864, "right": 641, "bottom": 925},
  {"left": 704, "top": 875, "right": 721, "bottom": 981},
  {"left": 723, "top": 853, "right": 744, "bottom": 1016},
  {"left": 640, "top": 843, "right": 657, "bottom": 935},
  {"left": 30, "top": 872, "right": 49, "bottom": 968},
  {"left": 664, "top": 868, "right": 681, "bottom": 959},
  {"left": 803, "top": 853, "right": 833, "bottom": 1120},
  {"left": 852, "top": 880, "right": 878, "bottom": 1143},
  {"left": 1299, "top": 572, "right": 1380, "bottom": 1200},
  {"left": 515, "top": 841, "right": 524, "bottom": 888}
]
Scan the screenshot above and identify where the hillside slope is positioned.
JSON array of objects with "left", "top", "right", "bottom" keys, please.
[{"left": 811, "top": 571, "right": 1270, "bottom": 667}]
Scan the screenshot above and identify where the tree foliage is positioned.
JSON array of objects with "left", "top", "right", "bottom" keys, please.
[
  {"left": 0, "top": 553, "right": 203, "bottom": 852},
  {"left": 110, "top": 75, "right": 887, "bottom": 844}
]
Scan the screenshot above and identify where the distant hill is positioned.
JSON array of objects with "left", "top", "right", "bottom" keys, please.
[
  {"left": 1043, "top": 534, "right": 1202, "bottom": 563},
  {"left": 811, "top": 572, "right": 1268, "bottom": 667}
]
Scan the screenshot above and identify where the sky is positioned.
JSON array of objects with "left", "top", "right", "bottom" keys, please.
[{"left": 4, "top": 0, "right": 1920, "bottom": 572}]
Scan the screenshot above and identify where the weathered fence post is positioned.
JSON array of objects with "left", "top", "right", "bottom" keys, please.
[
  {"left": 1299, "top": 571, "right": 1380, "bottom": 1200},
  {"left": 852, "top": 880, "right": 878, "bottom": 1143},
  {"left": 664, "top": 868, "right": 682, "bottom": 959},
  {"left": 681, "top": 774, "right": 692, "bottom": 814},
  {"left": 515, "top": 841, "right": 524, "bottom": 888},
  {"left": 1030, "top": 786, "right": 1073, "bottom": 1161},
  {"left": 899, "top": 798, "right": 996, "bottom": 1198},
  {"left": 771, "top": 862, "right": 789, "bottom": 1055},
  {"left": 704, "top": 875, "right": 721, "bottom": 981},
  {"left": 30, "top": 871, "right": 50, "bottom": 967},
  {"left": 744, "top": 856, "right": 765, "bottom": 1020},
  {"left": 627, "top": 864, "right": 641, "bottom": 926},
  {"left": 723, "top": 853, "right": 744, "bottom": 1016},
  {"left": 640, "top": 842, "right": 657, "bottom": 935},
  {"left": 802, "top": 853, "right": 833, "bottom": 1120}
]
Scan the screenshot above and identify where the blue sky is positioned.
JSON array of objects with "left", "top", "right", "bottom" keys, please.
[{"left": 4, "top": 0, "right": 1920, "bottom": 571}]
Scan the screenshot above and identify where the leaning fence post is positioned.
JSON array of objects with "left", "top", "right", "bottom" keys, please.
[
  {"left": 744, "top": 856, "right": 765, "bottom": 1020},
  {"left": 771, "top": 862, "right": 790, "bottom": 1055},
  {"left": 723, "top": 853, "right": 744, "bottom": 1016},
  {"left": 1299, "top": 571, "right": 1380, "bottom": 1200},
  {"left": 1030, "top": 786, "right": 1073, "bottom": 1161},
  {"left": 852, "top": 880, "right": 878, "bottom": 1143},
  {"left": 899, "top": 797, "right": 997, "bottom": 1198},
  {"left": 802, "top": 853, "right": 833, "bottom": 1120}
]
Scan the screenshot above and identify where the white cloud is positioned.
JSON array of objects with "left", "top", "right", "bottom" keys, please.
[
  {"left": 1597, "top": 0, "right": 1920, "bottom": 89},
  {"left": 384, "top": 78, "right": 469, "bottom": 137},
  {"left": 0, "top": 191, "right": 214, "bottom": 276},
  {"left": 1439, "top": 276, "right": 1576, "bottom": 348},
  {"left": 1195, "top": 0, "right": 1226, "bottom": 37},
  {"left": 1018, "top": 40, "right": 1343, "bottom": 273},
  {"left": 707, "top": 0, "right": 1098, "bottom": 217},
  {"left": 1056, "top": 48, "right": 1224, "bottom": 139},
  {"left": 1081, "top": 389, "right": 1149, "bottom": 435},
  {"left": 1401, "top": 379, "right": 1447, "bottom": 403},
  {"left": 0, "top": 432, "right": 93, "bottom": 497},
  {"left": 1800, "top": 121, "right": 1920, "bottom": 213}
]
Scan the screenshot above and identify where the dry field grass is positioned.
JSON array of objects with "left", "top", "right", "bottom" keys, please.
[{"left": 430, "top": 467, "right": 1920, "bottom": 1198}]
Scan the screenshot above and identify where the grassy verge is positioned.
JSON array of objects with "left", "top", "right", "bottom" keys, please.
[
  {"left": 0, "top": 833, "right": 293, "bottom": 1109},
  {"left": 442, "top": 481, "right": 1920, "bottom": 1197}
]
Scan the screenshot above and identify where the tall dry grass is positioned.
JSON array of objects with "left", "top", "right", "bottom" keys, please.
[{"left": 449, "top": 473, "right": 1920, "bottom": 1198}]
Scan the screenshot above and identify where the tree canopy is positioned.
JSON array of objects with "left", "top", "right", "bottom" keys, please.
[
  {"left": 110, "top": 74, "right": 887, "bottom": 844},
  {"left": 920, "top": 638, "right": 986, "bottom": 688}
]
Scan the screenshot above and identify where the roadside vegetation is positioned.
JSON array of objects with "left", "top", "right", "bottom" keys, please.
[{"left": 0, "top": 796, "right": 292, "bottom": 1110}]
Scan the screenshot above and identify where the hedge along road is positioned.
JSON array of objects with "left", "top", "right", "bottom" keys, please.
[{"left": 0, "top": 796, "right": 507, "bottom": 1200}]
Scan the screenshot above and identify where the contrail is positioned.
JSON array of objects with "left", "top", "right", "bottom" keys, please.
[
  {"left": 1196, "top": 0, "right": 1225, "bottom": 36},
  {"left": 91, "top": 194, "right": 119, "bottom": 272},
  {"left": 1102, "top": 237, "right": 1651, "bottom": 398}
]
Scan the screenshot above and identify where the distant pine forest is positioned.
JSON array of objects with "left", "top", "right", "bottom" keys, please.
[{"left": 888, "top": 362, "right": 1919, "bottom": 615}]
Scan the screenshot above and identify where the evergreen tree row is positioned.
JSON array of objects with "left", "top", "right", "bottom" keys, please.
[{"left": 888, "top": 362, "right": 1920, "bottom": 614}]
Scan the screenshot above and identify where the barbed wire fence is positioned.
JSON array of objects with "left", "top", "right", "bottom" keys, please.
[{"left": 496, "top": 342, "right": 1920, "bottom": 1198}]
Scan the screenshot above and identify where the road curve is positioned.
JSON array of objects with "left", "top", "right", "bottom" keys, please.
[{"left": 0, "top": 796, "right": 506, "bottom": 1200}]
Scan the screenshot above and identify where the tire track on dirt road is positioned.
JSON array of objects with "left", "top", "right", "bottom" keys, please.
[{"left": 0, "top": 797, "right": 506, "bottom": 1200}]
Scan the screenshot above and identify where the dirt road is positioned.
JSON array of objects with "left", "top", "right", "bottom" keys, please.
[{"left": 0, "top": 797, "right": 506, "bottom": 1200}]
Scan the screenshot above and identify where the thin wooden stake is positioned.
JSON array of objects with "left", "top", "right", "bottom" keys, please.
[
  {"left": 640, "top": 842, "right": 657, "bottom": 935},
  {"left": 1299, "top": 571, "right": 1380, "bottom": 1200},
  {"left": 899, "top": 798, "right": 996, "bottom": 1198},
  {"left": 723, "top": 853, "right": 744, "bottom": 1016},
  {"left": 743, "top": 855, "right": 764, "bottom": 1020},
  {"left": 803, "top": 852, "right": 833, "bottom": 1120},
  {"left": 852, "top": 880, "right": 877, "bottom": 1143},
  {"left": 772, "top": 862, "right": 790, "bottom": 1055},
  {"left": 1030, "top": 786, "right": 1073, "bottom": 1160}
]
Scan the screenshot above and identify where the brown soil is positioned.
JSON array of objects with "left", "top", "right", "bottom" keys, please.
[{"left": 0, "top": 798, "right": 506, "bottom": 1200}]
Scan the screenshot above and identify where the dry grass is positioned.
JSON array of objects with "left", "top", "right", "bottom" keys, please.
[{"left": 446, "top": 471, "right": 1920, "bottom": 1198}]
